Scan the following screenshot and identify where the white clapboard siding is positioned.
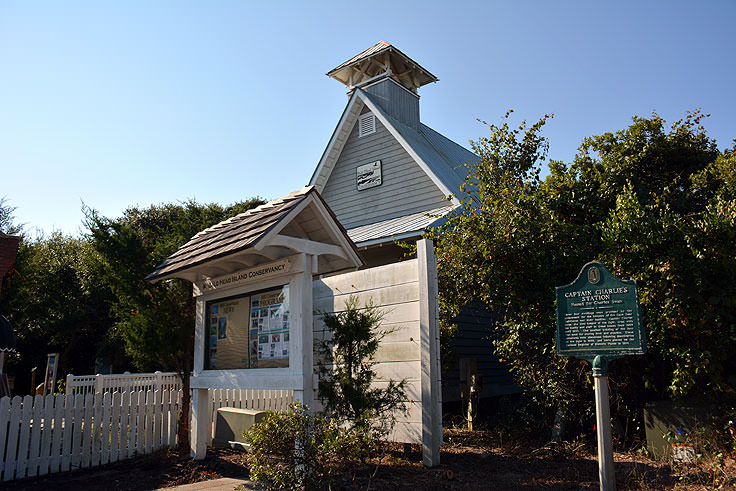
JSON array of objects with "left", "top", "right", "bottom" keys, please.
[
  {"left": 320, "top": 113, "right": 448, "bottom": 229},
  {"left": 312, "top": 242, "right": 442, "bottom": 470},
  {"left": 313, "top": 259, "right": 422, "bottom": 445},
  {"left": 0, "top": 389, "right": 180, "bottom": 481}
]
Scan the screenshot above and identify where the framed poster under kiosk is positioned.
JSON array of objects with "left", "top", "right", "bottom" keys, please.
[
  {"left": 204, "top": 285, "right": 290, "bottom": 371},
  {"left": 191, "top": 256, "right": 308, "bottom": 391}
]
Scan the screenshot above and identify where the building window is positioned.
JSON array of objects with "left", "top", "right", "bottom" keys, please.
[{"left": 358, "top": 113, "right": 376, "bottom": 137}]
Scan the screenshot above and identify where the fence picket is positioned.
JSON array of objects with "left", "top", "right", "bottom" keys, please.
[
  {"left": 63, "top": 394, "right": 79, "bottom": 472},
  {"left": 15, "top": 395, "right": 34, "bottom": 478},
  {"left": 144, "top": 390, "right": 153, "bottom": 453},
  {"left": 81, "top": 393, "right": 93, "bottom": 468},
  {"left": 91, "top": 393, "right": 102, "bottom": 466},
  {"left": 172, "top": 390, "right": 180, "bottom": 447},
  {"left": 70, "top": 393, "right": 83, "bottom": 470},
  {"left": 141, "top": 391, "right": 149, "bottom": 453},
  {"left": 134, "top": 390, "right": 144, "bottom": 455},
  {"left": 3, "top": 396, "right": 22, "bottom": 481},
  {"left": 172, "top": 390, "right": 181, "bottom": 447},
  {"left": 26, "top": 395, "right": 44, "bottom": 477},
  {"left": 110, "top": 392, "right": 121, "bottom": 463},
  {"left": 161, "top": 390, "right": 170, "bottom": 448},
  {"left": 0, "top": 387, "right": 288, "bottom": 483},
  {"left": 67, "top": 372, "right": 182, "bottom": 397},
  {"left": 128, "top": 391, "right": 138, "bottom": 458},
  {"left": 38, "top": 394, "right": 53, "bottom": 475},
  {"left": 0, "top": 397, "right": 12, "bottom": 481},
  {"left": 49, "top": 394, "right": 64, "bottom": 474},
  {"left": 153, "top": 390, "right": 162, "bottom": 451},
  {"left": 121, "top": 391, "right": 132, "bottom": 459},
  {"left": 101, "top": 392, "right": 111, "bottom": 465}
]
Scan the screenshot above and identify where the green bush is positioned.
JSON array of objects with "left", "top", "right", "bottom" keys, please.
[
  {"left": 316, "top": 296, "right": 408, "bottom": 433},
  {"left": 243, "top": 401, "right": 375, "bottom": 490},
  {"left": 431, "top": 110, "right": 736, "bottom": 440}
]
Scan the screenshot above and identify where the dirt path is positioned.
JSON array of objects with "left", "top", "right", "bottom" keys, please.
[{"left": 5, "top": 429, "right": 733, "bottom": 490}]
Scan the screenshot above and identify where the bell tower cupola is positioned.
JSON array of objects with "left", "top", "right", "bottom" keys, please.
[{"left": 327, "top": 41, "right": 437, "bottom": 129}]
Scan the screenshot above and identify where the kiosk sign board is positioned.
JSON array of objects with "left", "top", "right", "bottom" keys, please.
[
  {"left": 205, "top": 285, "right": 290, "bottom": 371},
  {"left": 556, "top": 262, "right": 645, "bottom": 359}
]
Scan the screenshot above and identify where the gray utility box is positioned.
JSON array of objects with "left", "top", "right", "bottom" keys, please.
[
  {"left": 213, "top": 407, "right": 266, "bottom": 449},
  {"left": 643, "top": 401, "right": 706, "bottom": 460}
]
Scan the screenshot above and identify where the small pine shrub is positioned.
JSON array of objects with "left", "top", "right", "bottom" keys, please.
[
  {"left": 244, "top": 401, "right": 375, "bottom": 490},
  {"left": 317, "top": 296, "right": 408, "bottom": 433}
]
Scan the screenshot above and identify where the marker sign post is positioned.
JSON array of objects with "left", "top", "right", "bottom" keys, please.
[{"left": 556, "top": 262, "right": 645, "bottom": 491}]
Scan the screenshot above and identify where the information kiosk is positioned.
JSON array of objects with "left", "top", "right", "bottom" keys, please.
[{"left": 146, "top": 187, "right": 363, "bottom": 458}]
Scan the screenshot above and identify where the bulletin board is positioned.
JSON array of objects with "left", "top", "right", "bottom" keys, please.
[{"left": 205, "top": 285, "right": 290, "bottom": 370}]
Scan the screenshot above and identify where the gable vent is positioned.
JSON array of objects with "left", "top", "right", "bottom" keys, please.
[{"left": 358, "top": 113, "right": 376, "bottom": 137}]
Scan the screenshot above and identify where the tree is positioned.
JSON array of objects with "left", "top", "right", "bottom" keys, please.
[
  {"left": 86, "top": 198, "right": 263, "bottom": 448},
  {"left": 0, "top": 233, "right": 117, "bottom": 392},
  {"left": 0, "top": 197, "right": 22, "bottom": 235},
  {"left": 316, "top": 296, "right": 407, "bottom": 431},
  {"left": 431, "top": 110, "right": 736, "bottom": 437}
]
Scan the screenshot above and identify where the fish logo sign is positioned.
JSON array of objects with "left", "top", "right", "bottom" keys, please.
[{"left": 588, "top": 266, "right": 601, "bottom": 285}]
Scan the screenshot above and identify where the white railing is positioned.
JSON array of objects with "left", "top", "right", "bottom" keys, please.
[
  {"left": 0, "top": 383, "right": 292, "bottom": 481},
  {"left": 66, "top": 371, "right": 181, "bottom": 397},
  {"left": 0, "top": 390, "right": 181, "bottom": 481}
]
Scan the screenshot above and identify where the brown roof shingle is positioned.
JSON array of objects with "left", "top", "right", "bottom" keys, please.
[{"left": 146, "top": 187, "right": 314, "bottom": 281}]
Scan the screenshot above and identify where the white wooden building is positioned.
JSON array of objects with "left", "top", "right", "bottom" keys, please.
[{"left": 311, "top": 42, "right": 517, "bottom": 402}]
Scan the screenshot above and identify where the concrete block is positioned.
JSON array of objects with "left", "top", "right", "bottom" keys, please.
[{"left": 212, "top": 407, "right": 266, "bottom": 449}]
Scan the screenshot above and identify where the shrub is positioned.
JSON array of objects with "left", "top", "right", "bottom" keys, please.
[
  {"left": 316, "top": 296, "right": 408, "bottom": 433},
  {"left": 243, "top": 401, "right": 375, "bottom": 490}
]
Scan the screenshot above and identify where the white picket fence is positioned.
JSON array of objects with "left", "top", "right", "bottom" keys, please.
[
  {"left": 0, "top": 386, "right": 292, "bottom": 481},
  {"left": 0, "top": 389, "right": 180, "bottom": 481},
  {"left": 66, "top": 371, "right": 181, "bottom": 397}
]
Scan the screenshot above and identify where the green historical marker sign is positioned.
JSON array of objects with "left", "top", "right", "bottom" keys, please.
[
  {"left": 556, "top": 261, "right": 645, "bottom": 360},
  {"left": 557, "top": 261, "right": 645, "bottom": 491}
]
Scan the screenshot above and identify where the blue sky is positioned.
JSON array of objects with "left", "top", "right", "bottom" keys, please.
[{"left": 2, "top": 1, "right": 734, "bottom": 237}]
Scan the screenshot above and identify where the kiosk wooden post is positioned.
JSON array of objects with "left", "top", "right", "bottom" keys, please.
[{"left": 291, "top": 253, "right": 314, "bottom": 410}]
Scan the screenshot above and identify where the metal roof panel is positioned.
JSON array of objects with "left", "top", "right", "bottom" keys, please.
[{"left": 347, "top": 206, "right": 454, "bottom": 245}]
